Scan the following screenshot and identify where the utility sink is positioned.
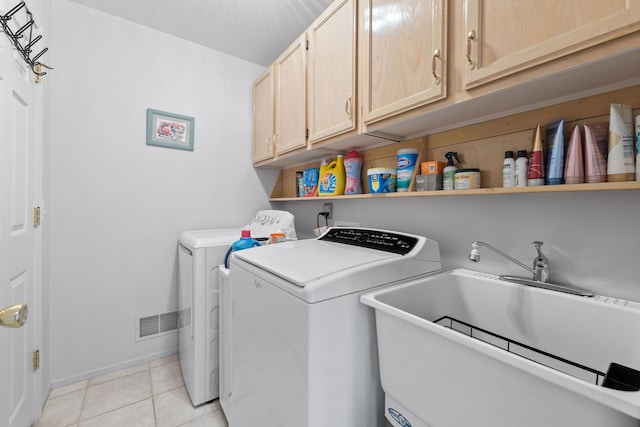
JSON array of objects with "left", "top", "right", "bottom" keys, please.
[{"left": 361, "top": 269, "right": 640, "bottom": 427}]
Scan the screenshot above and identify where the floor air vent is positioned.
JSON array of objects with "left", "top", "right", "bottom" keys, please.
[{"left": 136, "top": 310, "right": 178, "bottom": 341}]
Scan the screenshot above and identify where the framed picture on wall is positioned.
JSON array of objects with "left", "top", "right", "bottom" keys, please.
[{"left": 146, "top": 108, "right": 195, "bottom": 151}]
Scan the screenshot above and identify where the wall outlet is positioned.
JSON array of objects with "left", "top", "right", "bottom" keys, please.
[{"left": 322, "top": 202, "right": 333, "bottom": 219}]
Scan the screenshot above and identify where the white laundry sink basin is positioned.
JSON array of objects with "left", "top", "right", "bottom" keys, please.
[{"left": 361, "top": 269, "right": 640, "bottom": 427}]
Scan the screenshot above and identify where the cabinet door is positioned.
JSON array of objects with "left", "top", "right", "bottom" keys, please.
[
  {"left": 253, "top": 67, "right": 275, "bottom": 163},
  {"left": 274, "top": 34, "right": 307, "bottom": 156},
  {"left": 361, "top": 0, "right": 446, "bottom": 125},
  {"left": 465, "top": 0, "right": 640, "bottom": 88},
  {"left": 308, "top": 0, "right": 357, "bottom": 144}
]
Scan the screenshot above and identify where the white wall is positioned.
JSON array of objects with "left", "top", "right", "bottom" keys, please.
[
  {"left": 48, "top": 0, "right": 277, "bottom": 385},
  {"left": 281, "top": 189, "right": 640, "bottom": 301}
]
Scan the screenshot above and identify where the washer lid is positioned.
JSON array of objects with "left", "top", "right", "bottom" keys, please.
[
  {"left": 234, "top": 238, "right": 400, "bottom": 286},
  {"left": 232, "top": 228, "right": 441, "bottom": 302},
  {"left": 179, "top": 229, "right": 242, "bottom": 248}
]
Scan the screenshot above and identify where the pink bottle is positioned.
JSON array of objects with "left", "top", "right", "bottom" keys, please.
[{"left": 344, "top": 150, "right": 362, "bottom": 194}]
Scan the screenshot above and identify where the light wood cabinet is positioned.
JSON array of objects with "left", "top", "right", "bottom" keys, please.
[
  {"left": 361, "top": 0, "right": 447, "bottom": 125},
  {"left": 252, "top": 67, "right": 275, "bottom": 163},
  {"left": 307, "top": 0, "right": 357, "bottom": 144},
  {"left": 464, "top": 0, "right": 640, "bottom": 88},
  {"left": 274, "top": 34, "right": 307, "bottom": 156},
  {"left": 254, "top": 0, "right": 640, "bottom": 168}
]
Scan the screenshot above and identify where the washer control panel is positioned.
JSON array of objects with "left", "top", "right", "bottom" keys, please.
[{"left": 318, "top": 228, "right": 419, "bottom": 255}]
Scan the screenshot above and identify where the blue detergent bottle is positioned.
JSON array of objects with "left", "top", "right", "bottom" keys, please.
[{"left": 224, "top": 230, "right": 261, "bottom": 268}]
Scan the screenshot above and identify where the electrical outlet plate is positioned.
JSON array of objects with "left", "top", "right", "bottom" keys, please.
[{"left": 322, "top": 202, "right": 333, "bottom": 219}]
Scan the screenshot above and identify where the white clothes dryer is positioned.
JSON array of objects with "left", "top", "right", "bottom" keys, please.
[
  {"left": 177, "top": 210, "right": 296, "bottom": 406},
  {"left": 227, "top": 227, "right": 441, "bottom": 427}
]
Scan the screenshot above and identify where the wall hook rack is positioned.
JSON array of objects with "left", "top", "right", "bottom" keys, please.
[{"left": 0, "top": 1, "right": 53, "bottom": 80}]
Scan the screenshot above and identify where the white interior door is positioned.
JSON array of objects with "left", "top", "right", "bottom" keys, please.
[{"left": 0, "top": 4, "right": 41, "bottom": 426}]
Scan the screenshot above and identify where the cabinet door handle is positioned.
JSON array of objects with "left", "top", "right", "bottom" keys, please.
[
  {"left": 266, "top": 135, "right": 272, "bottom": 154},
  {"left": 466, "top": 30, "right": 476, "bottom": 70},
  {"left": 432, "top": 49, "right": 441, "bottom": 85},
  {"left": 345, "top": 96, "right": 352, "bottom": 119},
  {"left": 273, "top": 132, "right": 279, "bottom": 147}
]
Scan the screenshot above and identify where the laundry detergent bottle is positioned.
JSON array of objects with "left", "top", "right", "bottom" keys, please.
[
  {"left": 318, "top": 155, "right": 346, "bottom": 196},
  {"left": 223, "top": 230, "right": 260, "bottom": 268},
  {"left": 319, "top": 158, "right": 329, "bottom": 183},
  {"left": 344, "top": 150, "right": 362, "bottom": 194}
]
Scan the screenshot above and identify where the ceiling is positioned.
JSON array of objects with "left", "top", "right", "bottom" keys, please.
[{"left": 69, "top": 0, "right": 335, "bottom": 66}]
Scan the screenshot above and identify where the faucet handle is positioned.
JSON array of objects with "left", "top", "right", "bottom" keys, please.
[
  {"left": 532, "top": 241, "right": 546, "bottom": 259},
  {"left": 531, "top": 241, "right": 549, "bottom": 282}
]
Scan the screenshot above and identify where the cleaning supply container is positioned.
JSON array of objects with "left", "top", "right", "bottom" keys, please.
[
  {"left": 344, "top": 150, "right": 362, "bottom": 194},
  {"left": 515, "top": 150, "right": 529, "bottom": 187},
  {"left": 368, "top": 168, "right": 397, "bottom": 193},
  {"left": 454, "top": 168, "right": 481, "bottom": 189},
  {"left": 503, "top": 151, "right": 515, "bottom": 188},
  {"left": 318, "top": 155, "right": 346, "bottom": 196},
  {"left": 443, "top": 152, "right": 461, "bottom": 190},
  {"left": 397, "top": 148, "right": 419, "bottom": 192},
  {"left": 223, "top": 230, "right": 260, "bottom": 268},
  {"left": 303, "top": 167, "right": 320, "bottom": 197}
]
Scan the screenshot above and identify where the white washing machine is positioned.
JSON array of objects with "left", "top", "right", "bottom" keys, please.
[
  {"left": 227, "top": 227, "right": 441, "bottom": 427},
  {"left": 177, "top": 210, "right": 296, "bottom": 406}
]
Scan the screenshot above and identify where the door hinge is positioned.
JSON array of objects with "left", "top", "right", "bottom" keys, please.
[
  {"left": 33, "top": 350, "right": 40, "bottom": 371},
  {"left": 33, "top": 207, "right": 41, "bottom": 228}
]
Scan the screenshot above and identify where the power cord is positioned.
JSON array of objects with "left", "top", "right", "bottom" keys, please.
[{"left": 317, "top": 211, "right": 329, "bottom": 229}]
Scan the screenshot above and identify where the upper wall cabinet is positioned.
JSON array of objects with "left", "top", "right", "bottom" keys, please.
[
  {"left": 464, "top": 0, "right": 640, "bottom": 88},
  {"left": 274, "top": 34, "right": 307, "bottom": 156},
  {"left": 361, "top": 0, "right": 447, "bottom": 125},
  {"left": 253, "top": 66, "right": 275, "bottom": 163},
  {"left": 308, "top": 0, "right": 357, "bottom": 144}
]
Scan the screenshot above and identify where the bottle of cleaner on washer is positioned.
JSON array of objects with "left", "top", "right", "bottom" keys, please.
[
  {"left": 443, "top": 152, "right": 461, "bottom": 190},
  {"left": 318, "top": 155, "right": 346, "bottom": 196},
  {"left": 223, "top": 230, "right": 261, "bottom": 268},
  {"left": 503, "top": 151, "right": 515, "bottom": 187}
]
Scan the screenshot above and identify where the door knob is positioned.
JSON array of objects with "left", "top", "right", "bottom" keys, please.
[{"left": 0, "top": 303, "right": 28, "bottom": 328}]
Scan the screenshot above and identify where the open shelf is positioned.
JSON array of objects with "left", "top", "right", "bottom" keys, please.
[{"left": 270, "top": 181, "right": 640, "bottom": 202}]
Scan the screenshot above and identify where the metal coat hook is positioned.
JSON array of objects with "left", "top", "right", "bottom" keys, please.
[
  {"left": 0, "top": 1, "right": 53, "bottom": 81},
  {"left": 15, "top": 18, "right": 33, "bottom": 37},
  {"left": 1, "top": 1, "right": 25, "bottom": 20}
]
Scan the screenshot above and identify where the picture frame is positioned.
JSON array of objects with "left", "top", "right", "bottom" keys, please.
[{"left": 146, "top": 108, "right": 195, "bottom": 151}]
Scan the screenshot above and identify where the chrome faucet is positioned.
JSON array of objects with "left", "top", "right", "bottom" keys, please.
[
  {"left": 468, "top": 240, "right": 594, "bottom": 297},
  {"left": 469, "top": 240, "right": 549, "bottom": 281}
]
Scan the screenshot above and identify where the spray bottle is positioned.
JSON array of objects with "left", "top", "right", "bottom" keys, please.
[{"left": 443, "top": 152, "right": 461, "bottom": 190}]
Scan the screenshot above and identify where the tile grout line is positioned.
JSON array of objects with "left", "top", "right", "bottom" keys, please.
[
  {"left": 149, "top": 368, "right": 159, "bottom": 427},
  {"left": 76, "top": 385, "right": 88, "bottom": 426}
]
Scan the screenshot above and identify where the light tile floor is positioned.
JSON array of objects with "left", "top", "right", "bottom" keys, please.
[{"left": 35, "top": 355, "right": 228, "bottom": 427}]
